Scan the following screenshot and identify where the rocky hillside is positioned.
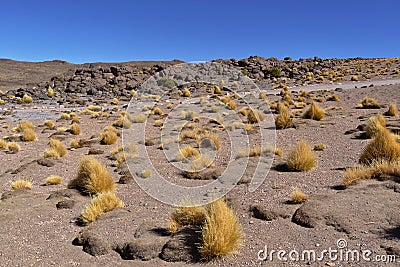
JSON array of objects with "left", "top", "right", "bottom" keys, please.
[{"left": 2, "top": 56, "right": 400, "bottom": 103}]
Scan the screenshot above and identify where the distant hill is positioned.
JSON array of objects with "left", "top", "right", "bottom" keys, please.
[{"left": 0, "top": 58, "right": 183, "bottom": 91}]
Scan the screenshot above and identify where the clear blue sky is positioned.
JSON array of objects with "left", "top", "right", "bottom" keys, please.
[{"left": 1, "top": 0, "right": 399, "bottom": 63}]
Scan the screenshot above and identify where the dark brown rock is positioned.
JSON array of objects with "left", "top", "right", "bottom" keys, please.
[
  {"left": 56, "top": 199, "right": 75, "bottom": 209},
  {"left": 160, "top": 227, "right": 201, "bottom": 262},
  {"left": 88, "top": 148, "right": 104, "bottom": 155},
  {"left": 37, "top": 158, "right": 55, "bottom": 167}
]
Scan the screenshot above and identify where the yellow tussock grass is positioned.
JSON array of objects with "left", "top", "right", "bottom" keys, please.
[
  {"left": 291, "top": 188, "right": 308, "bottom": 203},
  {"left": 45, "top": 175, "right": 62, "bottom": 185},
  {"left": 81, "top": 191, "right": 124, "bottom": 224},
  {"left": 11, "top": 179, "right": 32, "bottom": 190},
  {"left": 99, "top": 126, "right": 118, "bottom": 145},
  {"left": 302, "top": 102, "right": 325, "bottom": 120},
  {"left": 287, "top": 140, "right": 316, "bottom": 171},
  {"left": 68, "top": 156, "right": 115, "bottom": 194},
  {"left": 199, "top": 199, "right": 242, "bottom": 259}
]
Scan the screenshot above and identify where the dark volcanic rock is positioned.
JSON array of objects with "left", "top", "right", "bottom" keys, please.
[
  {"left": 37, "top": 158, "right": 55, "bottom": 167},
  {"left": 160, "top": 227, "right": 201, "bottom": 262},
  {"left": 56, "top": 199, "right": 75, "bottom": 209},
  {"left": 250, "top": 205, "right": 291, "bottom": 221},
  {"left": 292, "top": 180, "right": 400, "bottom": 236}
]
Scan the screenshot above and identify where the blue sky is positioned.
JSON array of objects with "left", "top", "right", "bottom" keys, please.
[{"left": 0, "top": 0, "right": 399, "bottom": 63}]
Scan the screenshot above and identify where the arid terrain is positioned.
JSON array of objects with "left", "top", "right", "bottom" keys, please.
[{"left": 0, "top": 56, "right": 400, "bottom": 266}]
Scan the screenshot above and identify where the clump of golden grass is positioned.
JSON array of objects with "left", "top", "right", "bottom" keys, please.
[
  {"left": 57, "top": 127, "right": 67, "bottom": 133},
  {"left": 44, "top": 120, "right": 55, "bottom": 128},
  {"left": 99, "top": 126, "right": 118, "bottom": 145},
  {"left": 303, "top": 102, "right": 325, "bottom": 120},
  {"left": 16, "top": 120, "right": 34, "bottom": 133},
  {"left": 182, "top": 88, "right": 191, "bottom": 97},
  {"left": 359, "top": 128, "right": 400, "bottom": 165},
  {"left": 68, "top": 156, "right": 115, "bottom": 194},
  {"left": 259, "top": 90, "right": 269, "bottom": 102},
  {"left": 298, "top": 89, "right": 308, "bottom": 97},
  {"left": 45, "top": 175, "right": 62, "bottom": 185},
  {"left": 112, "top": 143, "right": 138, "bottom": 166},
  {"left": 131, "top": 114, "right": 146, "bottom": 123},
  {"left": 7, "top": 142, "right": 20, "bottom": 153},
  {"left": 11, "top": 179, "right": 32, "bottom": 190},
  {"left": 287, "top": 140, "right": 316, "bottom": 171},
  {"left": 167, "top": 103, "right": 174, "bottom": 109},
  {"left": 70, "top": 139, "right": 81, "bottom": 149},
  {"left": 44, "top": 139, "right": 67, "bottom": 158},
  {"left": 47, "top": 87, "right": 55, "bottom": 97},
  {"left": 0, "top": 139, "right": 7, "bottom": 149},
  {"left": 313, "top": 144, "right": 327, "bottom": 151},
  {"left": 70, "top": 122, "right": 81, "bottom": 135},
  {"left": 81, "top": 191, "right": 124, "bottom": 224},
  {"left": 290, "top": 188, "right": 308, "bottom": 203},
  {"left": 44, "top": 148, "right": 59, "bottom": 158},
  {"left": 236, "top": 145, "right": 282, "bottom": 159},
  {"left": 358, "top": 97, "right": 380, "bottom": 109},
  {"left": 275, "top": 103, "right": 292, "bottom": 129},
  {"left": 139, "top": 169, "right": 152, "bottom": 178},
  {"left": 169, "top": 205, "right": 207, "bottom": 233},
  {"left": 343, "top": 166, "right": 372, "bottom": 187},
  {"left": 227, "top": 100, "right": 237, "bottom": 110},
  {"left": 111, "top": 98, "right": 119, "bottom": 105},
  {"left": 90, "top": 112, "right": 101, "bottom": 118},
  {"left": 113, "top": 114, "right": 132, "bottom": 129},
  {"left": 237, "top": 107, "right": 248, "bottom": 116},
  {"left": 153, "top": 107, "right": 163, "bottom": 116},
  {"left": 384, "top": 103, "right": 398, "bottom": 116},
  {"left": 243, "top": 123, "right": 253, "bottom": 132},
  {"left": 60, "top": 112, "right": 71, "bottom": 119},
  {"left": 88, "top": 105, "right": 102, "bottom": 112},
  {"left": 247, "top": 108, "right": 265, "bottom": 124},
  {"left": 154, "top": 119, "right": 163, "bottom": 127},
  {"left": 189, "top": 155, "right": 214, "bottom": 173},
  {"left": 351, "top": 75, "right": 359, "bottom": 81},
  {"left": 197, "top": 133, "right": 221, "bottom": 151},
  {"left": 214, "top": 85, "right": 222, "bottom": 94},
  {"left": 22, "top": 94, "right": 33, "bottom": 103},
  {"left": 326, "top": 94, "right": 340, "bottom": 101},
  {"left": 199, "top": 199, "right": 242, "bottom": 259},
  {"left": 343, "top": 160, "right": 400, "bottom": 187},
  {"left": 181, "top": 110, "right": 199, "bottom": 121},
  {"left": 176, "top": 145, "right": 201, "bottom": 161},
  {"left": 22, "top": 128, "right": 37, "bottom": 141},
  {"left": 365, "top": 114, "right": 386, "bottom": 138}
]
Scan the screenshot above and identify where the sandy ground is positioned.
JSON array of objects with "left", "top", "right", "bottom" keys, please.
[{"left": 0, "top": 75, "right": 399, "bottom": 266}]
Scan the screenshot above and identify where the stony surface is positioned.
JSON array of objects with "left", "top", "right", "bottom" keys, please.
[{"left": 0, "top": 57, "right": 399, "bottom": 266}]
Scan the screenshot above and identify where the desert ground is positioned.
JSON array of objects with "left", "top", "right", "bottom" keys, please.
[{"left": 0, "top": 56, "right": 400, "bottom": 266}]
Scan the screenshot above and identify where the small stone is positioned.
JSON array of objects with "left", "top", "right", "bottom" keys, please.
[
  {"left": 37, "top": 158, "right": 55, "bottom": 167},
  {"left": 88, "top": 148, "right": 104, "bottom": 155},
  {"left": 56, "top": 199, "right": 75, "bottom": 209}
]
